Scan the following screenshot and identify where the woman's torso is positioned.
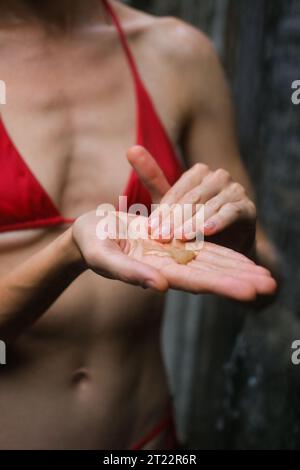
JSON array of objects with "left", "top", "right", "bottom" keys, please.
[{"left": 0, "top": 4, "right": 185, "bottom": 449}]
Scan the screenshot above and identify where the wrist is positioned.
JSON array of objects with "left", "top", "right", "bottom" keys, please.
[{"left": 57, "top": 227, "right": 87, "bottom": 276}]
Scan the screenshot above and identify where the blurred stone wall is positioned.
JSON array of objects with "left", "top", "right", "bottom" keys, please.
[
  {"left": 217, "top": 0, "right": 300, "bottom": 450},
  {"left": 124, "top": 0, "right": 300, "bottom": 449}
]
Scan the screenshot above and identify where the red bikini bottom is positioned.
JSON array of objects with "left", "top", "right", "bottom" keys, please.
[{"left": 131, "top": 407, "right": 179, "bottom": 450}]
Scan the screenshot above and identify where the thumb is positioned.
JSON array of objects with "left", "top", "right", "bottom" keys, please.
[
  {"left": 127, "top": 146, "right": 170, "bottom": 203},
  {"left": 101, "top": 250, "right": 169, "bottom": 292}
]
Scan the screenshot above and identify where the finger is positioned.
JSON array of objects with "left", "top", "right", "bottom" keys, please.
[
  {"left": 127, "top": 146, "right": 170, "bottom": 204},
  {"left": 149, "top": 202, "right": 176, "bottom": 240},
  {"left": 173, "top": 205, "right": 205, "bottom": 241},
  {"left": 192, "top": 257, "right": 270, "bottom": 278},
  {"left": 162, "top": 174, "right": 222, "bottom": 241},
  {"left": 161, "top": 263, "right": 257, "bottom": 301},
  {"left": 177, "top": 169, "right": 233, "bottom": 206},
  {"left": 151, "top": 167, "right": 231, "bottom": 239},
  {"left": 203, "top": 185, "right": 242, "bottom": 222},
  {"left": 192, "top": 253, "right": 274, "bottom": 284},
  {"left": 149, "top": 163, "right": 210, "bottom": 233},
  {"left": 195, "top": 249, "right": 271, "bottom": 274},
  {"left": 92, "top": 248, "right": 169, "bottom": 292},
  {"left": 204, "top": 200, "right": 256, "bottom": 236},
  {"left": 190, "top": 259, "right": 277, "bottom": 295},
  {"left": 203, "top": 182, "right": 254, "bottom": 230},
  {"left": 160, "top": 163, "right": 210, "bottom": 205},
  {"left": 203, "top": 242, "right": 255, "bottom": 264}
]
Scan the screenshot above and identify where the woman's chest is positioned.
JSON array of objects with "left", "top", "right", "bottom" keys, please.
[{"left": 0, "top": 36, "right": 182, "bottom": 215}]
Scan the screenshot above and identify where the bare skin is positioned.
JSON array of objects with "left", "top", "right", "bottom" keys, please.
[{"left": 0, "top": 0, "right": 277, "bottom": 449}]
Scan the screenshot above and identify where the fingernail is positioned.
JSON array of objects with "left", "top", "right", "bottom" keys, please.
[
  {"left": 161, "top": 224, "right": 172, "bottom": 239},
  {"left": 150, "top": 217, "right": 159, "bottom": 230},
  {"left": 151, "top": 227, "right": 161, "bottom": 239},
  {"left": 204, "top": 221, "right": 216, "bottom": 231}
]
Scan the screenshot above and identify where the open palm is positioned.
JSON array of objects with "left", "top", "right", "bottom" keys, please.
[
  {"left": 73, "top": 211, "right": 276, "bottom": 302},
  {"left": 126, "top": 237, "right": 275, "bottom": 301}
]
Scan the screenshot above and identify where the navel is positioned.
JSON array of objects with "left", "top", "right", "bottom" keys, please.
[{"left": 71, "top": 368, "right": 90, "bottom": 387}]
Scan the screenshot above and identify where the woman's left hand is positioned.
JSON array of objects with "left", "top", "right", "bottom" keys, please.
[{"left": 127, "top": 146, "right": 257, "bottom": 255}]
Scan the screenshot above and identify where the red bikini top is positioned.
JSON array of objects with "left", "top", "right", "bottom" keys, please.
[{"left": 0, "top": 0, "right": 183, "bottom": 233}]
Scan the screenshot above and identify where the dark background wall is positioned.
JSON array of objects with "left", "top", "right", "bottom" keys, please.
[{"left": 124, "top": 0, "right": 300, "bottom": 449}]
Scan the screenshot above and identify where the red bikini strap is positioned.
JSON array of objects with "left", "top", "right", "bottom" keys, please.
[{"left": 102, "top": 0, "right": 142, "bottom": 85}]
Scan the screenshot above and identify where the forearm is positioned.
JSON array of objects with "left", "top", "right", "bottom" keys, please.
[
  {"left": 255, "top": 223, "right": 281, "bottom": 281},
  {"left": 0, "top": 228, "right": 86, "bottom": 343}
]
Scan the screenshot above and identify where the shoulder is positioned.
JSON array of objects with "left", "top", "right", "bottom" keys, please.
[
  {"left": 150, "top": 16, "right": 217, "bottom": 67},
  {"left": 114, "top": 2, "right": 218, "bottom": 67},
  {"left": 114, "top": 2, "right": 226, "bottom": 113},
  {"left": 146, "top": 16, "right": 226, "bottom": 110},
  {"left": 141, "top": 14, "right": 220, "bottom": 79}
]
